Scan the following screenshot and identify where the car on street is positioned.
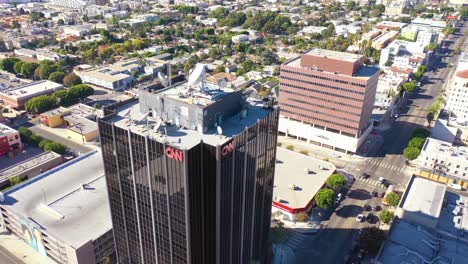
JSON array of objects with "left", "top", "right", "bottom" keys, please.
[
  {"left": 362, "top": 173, "right": 370, "bottom": 179},
  {"left": 378, "top": 177, "right": 385, "bottom": 184},
  {"left": 366, "top": 213, "right": 374, "bottom": 223},
  {"left": 355, "top": 214, "right": 365, "bottom": 222},
  {"left": 364, "top": 205, "right": 371, "bottom": 211},
  {"left": 378, "top": 192, "right": 385, "bottom": 198},
  {"left": 372, "top": 205, "right": 381, "bottom": 211},
  {"left": 372, "top": 191, "right": 378, "bottom": 197}
]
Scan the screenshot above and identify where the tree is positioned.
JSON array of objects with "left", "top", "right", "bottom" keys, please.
[
  {"left": 315, "top": 188, "right": 336, "bottom": 209},
  {"left": 63, "top": 72, "right": 82, "bottom": 87},
  {"left": 261, "top": 50, "right": 279, "bottom": 66},
  {"left": 21, "top": 62, "right": 39, "bottom": 79},
  {"left": 426, "top": 112, "right": 435, "bottom": 125},
  {"left": 29, "top": 134, "right": 42, "bottom": 146},
  {"left": 295, "top": 212, "right": 308, "bottom": 222},
  {"left": 13, "top": 61, "right": 24, "bottom": 74},
  {"left": 379, "top": 209, "right": 394, "bottom": 224},
  {"left": 386, "top": 192, "right": 400, "bottom": 207},
  {"left": 24, "top": 95, "right": 56, "bottom": 113},
  {"left": 326, "top": 173, "right": 346, "bottom": 190},
  {"left": 51, "top": 89, "right": 73, "bottom": 106},
  {"left": 402, "top": 82, "right": 417, "bottom": 93},
  {"left": 34, "top": 64, "right": 56, "bottom": 80},
  {"left": 67, "top": 84, "right": 94, "bottom": 99},
  {"left": 43, "top": 141, "right": 66, "bottom": 154},
  {"left": 0, "top": 58, "right": 20, "bottom": 73},
  {"left": 48, "top": 71, "right": 66, "bottom": 84},
  {"left": 321, "top": 24, "right": 335, "bottom": 38},
  {"left": 18, "top": 127, "right": 32, "bottom": 140},
  {"left": 408, "top": 137, "right": 425, "bottom": 149},
  {"left": 403, "top": 146, "right": 421, "bottom": 160},
  {"left": 359, "top": 227, "right": 386, "bottom": 256}
]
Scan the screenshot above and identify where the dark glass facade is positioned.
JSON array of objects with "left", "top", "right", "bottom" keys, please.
[{"left": 99, "top": 107, "right": 279, "bottom": 264}]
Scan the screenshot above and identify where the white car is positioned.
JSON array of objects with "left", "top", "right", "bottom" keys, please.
[
  {"left": 356, "top": 214, "right": 365, "bottom": 222},
  {"left": 378, "top": 177, "right": 385, "bottom": 184}
]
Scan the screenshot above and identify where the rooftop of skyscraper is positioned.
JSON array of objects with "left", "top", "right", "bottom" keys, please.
[
  {"left": 103, "top": 66, "right": 277, "bottom": 150},
  {"left": 283, "top": 48, "right": 379, "bottom": 78}
]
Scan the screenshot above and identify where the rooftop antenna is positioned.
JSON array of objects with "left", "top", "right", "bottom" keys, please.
[
  {"left": 158, "top": 71, "right": 169, "bottom": 87},
  {"left": 153, "top": 119, "right": 162, "bottom": 133},
  {"left": 187, "top": 64, "right": 206, "bottom": 91},
  {"left": 217, "top": 125, "right": 223, "bottom": 138},
  {"left": 137, "top": 110, "right": 151, "bottom": 124}
]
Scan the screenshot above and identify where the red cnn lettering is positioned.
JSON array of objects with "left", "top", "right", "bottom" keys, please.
[
  {"left": 165, "top": 147, "right": 184, "bottom": 162},
  {"left": 221, "top": 142, "right": 235, "bottom": 157}
]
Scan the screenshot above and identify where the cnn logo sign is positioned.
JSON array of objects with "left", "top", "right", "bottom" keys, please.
[
  {"left": 165, "top": 147, "right": 184, "bottom": 162},
  {"left": 221, "top": 142, "right": 235, "bottom": 157}
]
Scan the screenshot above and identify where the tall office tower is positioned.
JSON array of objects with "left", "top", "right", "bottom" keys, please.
[
  {"left": 98, "top": 65, "right": 279, "bottom": 264},
  {"left": 279, "top": 49, "right": 379, "bottom": 154}
]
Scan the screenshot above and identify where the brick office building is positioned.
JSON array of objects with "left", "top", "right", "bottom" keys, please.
[{"left": 278, "top": 49, "right": 379, "bottom": 153}]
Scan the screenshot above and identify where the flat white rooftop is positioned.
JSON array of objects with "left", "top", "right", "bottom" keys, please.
[
  {"left": 0, "top": 123, "right": 16, "bottom": 136},
  {"left": 304, "top": 48, "right": 363, "bottom": 63},
  {"left": 0, "top": 80, "right": 63, "bottom": 101},
  {"left": 1, "top": 150, "right": 111, "bottom": 248},
  {"left": 109, "top": 99, "right": 273, "bottom": 150},
  {"left": 401, "top": 177, "right": 445, "bottom": 219},
  {"left": 421, "top": 137, "right": 468, "bottom": 161},
  {"left": 273, "top": 148, "right": 335, "bottom": 211}
]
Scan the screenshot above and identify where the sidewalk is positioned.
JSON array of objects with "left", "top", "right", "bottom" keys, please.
[{"left": 0, "top": 232, "right": 54, "bottom": 264}]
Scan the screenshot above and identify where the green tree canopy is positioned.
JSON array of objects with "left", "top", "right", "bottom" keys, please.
[
  {"left": 18, "top": 127, "right": 32, "bottom": 139},
  {"left": 359, "top": 227, "right": 386, "bottom": 256},
  {"left": 326, "top": 173, "right": 346, "bottom": 190},
  {"left": 0, "top": 58, "right": 20, "bottom": 73},
  {"left": 51, "top": 89, "right": 72, "bottom": 106},
  {"left": 24, "top": 95, "right": 56, "bottom": 113},
  {"left": 402, "top": 82, "right": 417, "bottom": 93},
  {"left": 63, "top": 72, "right": 82, "bottom": 87},
  {"left": 13, "top": 61, "right": 24, "bottom": 74},
  {"left": 379, "top": 209, "right": 394, "bottom": 224},
  {"left": 385, "top": 192, "right": 401, "bottom": 207},
  {"left": 43, "top": 141, "right": 66, "bottom": 154},
  {"left": 403, "top": 146, "right": 421, "bottom": 160},
  {"left": 408, "top": 137, "right": 425, "bottom": 149},
  {"left": 67, "top": 84, "right": 94, "bottom": 99},
  {"left": 48, "top": 71, "right": 67, "bottom": 84},
  {"left": 315, "top": 188, "right": 336, "bottom": 209},
  {"left": 21, "top": 62, "right": 39, "bottom": 79}
]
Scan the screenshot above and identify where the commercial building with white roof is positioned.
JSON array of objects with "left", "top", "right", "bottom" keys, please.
[
  {"left": 0, "top": 80, "right": 63, "bottom": 109},
  {"left": 446, "top": 70, "right": 468, "bottom": 121},
  {"left": 0, "top": 150, "right": 114, "bottom": 264},
  {"left": 272, "top": 147, "right": 336, "bottom": 221}
]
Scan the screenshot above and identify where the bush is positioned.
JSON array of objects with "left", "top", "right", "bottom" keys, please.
[
  {"left": 412, "top": 128, "right": 429, "bottom": 139},
  {"left": 359, "top": 227, "right": 386, "bottom": 256},
  {"left": 295, "top": 212, "right": 308, "bottom": 222},
  {"left": 326, "top": 173, "right": 346, "bottom": 190},
  {"left": 48, "top": 71, "right": 67, "bottom": 84},
  {"left": 403, "top": 146, "right": 421, "bottom": 160},
  {"left": 386, "top": 192, "right": 400, "bottom": 207},
  {"left": 315, "top": 188, "right": 335, "bottom": 209},
  {"left": 403, "top": 82, "right": 417, "bottom": 93},
  {"left": 379, "top": 209, "right": 394, "bottom": 224},
  {"left": 300, "top": 150, "right": 309, "bottom": 155},
  {"left": 277, "top": 142, "right": 282, "bottom": 147},
  {"left": 9, "top": 176, "right": 21, "bottom": 186},
  {"left": 286, "top": 145, "right": 294, "bottom": 151}
]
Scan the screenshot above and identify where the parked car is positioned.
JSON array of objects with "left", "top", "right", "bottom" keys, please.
[
  {"left": 372, "top": 205, "right": 381, "bottom": 211},
  {"left": 378, "top": 192, "right": 385, "bottom": 198},
  {"left": 372, "top": 191, "right": 378, "bottom": 197},
  {"left": 364, "top": 205, "right": 371, "bottom": 211},
  {"left": 378, "top": 177, "right": 385, "bottom": 184},
  {"left": 366, "top": 213, "right": 374, "bottom": 223}
]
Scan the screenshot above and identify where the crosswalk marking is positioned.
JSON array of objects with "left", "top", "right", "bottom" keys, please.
[{"left": 364, "top": 159, "right": 404, "bottom": 172}]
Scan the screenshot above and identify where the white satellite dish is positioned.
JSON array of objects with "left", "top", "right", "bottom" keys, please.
[
  {"left": 153, "top": 119, "right": 162, "bottom": 132},
  {"left": 187, "top": 64, "right": 206, "bottom": 89},
  {"left": 158, "top": 72, "right": 169, "bottom": 87},
  {"left": 217, "top": 126, "right": 223, "bottom": 135}
]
